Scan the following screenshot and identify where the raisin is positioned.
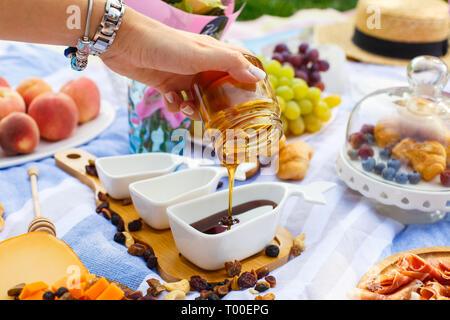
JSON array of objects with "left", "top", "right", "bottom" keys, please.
[
  {"left": 127, "top": 243, "right": 148, "bottom": 257},
  {"left": 195, "top": 295, "right": 207, "bottom": 300},
  {"left": 42, "top": 291, "right": 55, "bottom": 300},
  {"left": 254, "top": 282, "right": 269, "bottom": 293},
  {"left": 55, "top": 287, "right": 68, "bottom": 298},
  {"left": 113, "top": 232, "right": 126, "bottom": 245},
  {"left": 128, "top": 219, "right": 142, "bottom": 232},
  {"left": 205, "top": 282, "right": 215, "bottom": 291},
  {"left": 256, "top": 266, "right": 269, "bottom": 279},
  {"left": 139, "top": 295, "right": 157, "bottom": 300},
  {"left": 121, "top": 198, "right": 132, "bottom": 206},
  {"left": 190, "top": 275, "right": 207, "bottom": 292},
  {"left": 237, "top": 272, "right": 257, "bottom": 289},
  {"left": 265, "top": 245, "right": 280, "bottom": 257},
  {"left": 143, "top": 248, "right": 155, "bottom": 262},
  {"left": 97, "top": 192, "right": 108, "bottom": 202},
  {"left": 147, "top": 256, "right": 158, "bottom": 269},
  {"left": 217, "top": 181, "right": 223, "bottom": 189},
  {"left": 60, "top": 292, "right": 76, "bottom": 300},
  {"left": 264, "top": 276, "right": 276, "bottom": 288},
  {"left": 125, "top": 290, "right": 143, "bottom": 300},
  {"left": 116, "top": 218, "right": 125, "bottom": 232},
  {"left": 110, "top": 212, "right": 120, "bottom": 226},
  {"left": 95, "top": 201, "right": 109, "bottom": 213},
  {"left": 207, "top": 293, "right": 220, "bottom": 300},
  {"left": 86, "top": 165, "right": 98, "bottom": 177},
  {"left": 101, "top": 208, "right": 111, "bottom": 220},
  {"left": 224, "top": 260, "right": 241, "bottom": 277}
]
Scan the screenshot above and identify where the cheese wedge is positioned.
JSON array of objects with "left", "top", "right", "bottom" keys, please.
[{"left": 0, "top": 232, "right": 87, "bottom": 300}]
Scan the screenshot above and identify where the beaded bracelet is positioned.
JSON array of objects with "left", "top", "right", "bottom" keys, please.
[{"left": 65, "top": 0, "right": 125, "bottom": 71}]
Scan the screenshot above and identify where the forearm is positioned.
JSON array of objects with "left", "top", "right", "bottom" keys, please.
[{"left": 0, "top": 0, "right": 108, "bottom": 46}]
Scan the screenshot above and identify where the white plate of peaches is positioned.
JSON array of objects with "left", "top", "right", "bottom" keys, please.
[{"left": 0, "top": 77, "right": 115, "bottom": 169}]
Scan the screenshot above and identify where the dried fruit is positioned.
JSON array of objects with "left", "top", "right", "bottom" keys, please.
[
  {"left": 163, "top": 279, "right": 190, "bottom": 294},
  {"left": 230, "top": 276, "right": 240, "bottom": 291},
  {"left": 95, "top": 201, "right": 109, "bottom": 213},
  {"left": 291, "top": 233, "right": 306, "bottom": 257},
  {"left": 190, "top": 275, "right": 207, "bottom": 292},
  {"left": 224, "top": 260, "right": 241, "bottom": 277},
  {"left": 121, "top": 198, "right": 132, "bottom": 206},
  {"left": 110, "top": 211, "right": 121, "bottom": 226},
  {"left": 100, "top": 208, "right": 111, "bottom": 220},
  {"left": 60, "top": 292, "right": 76, "bottom": 300},
  {"left": 217, "top": 181, "right": 223, "bottom": 189},
  {"left": 265, "top": 245, "right": 280, "bottom": 257},
  {"left": 255, "top": 293, "right": 275, "bottom": 300},
  {"left": 125, "top": 290, "right": 143, "bottom": 300},
  {"left": 127, "top": 243, "right": 148, "bottom": 257},
  {"left": 139, "top": 294, "right": 158, "bottom": 300},
  {"left": 254, "top": 282, "right": 270, "bottom": 293},
  {"left": 7, "top": 283, "right": 25, "bottom": 297},
  {"left": 200, "top": 290, "right": 212, "bottom": 298},
  {"left": 264, "top": 276, "right": 276, "bottom": 288},
  {"left": 113, "top": 232, "right": 126, "bottom": 245},
  {"left": 348, "top": 132, "right": 367, "bottom": 149},
  {"left": 146, "top": 279, "right": 165, "bottom": 296},
  {"left": 207, "top": 293, "right": 220, "bottom": 300},
  {"left": 97, "top": 191, "right": 108, "bottom": 202},
  {"left": 164, "top": 290, "right": 186, "bottom": 300},
  {"left": 127, "top": 219, "right": 142, "bottom": 232},
  {"left": 85, "top": 164, "right": 98, "bottom": 177},
  {"left": 42, "top": 291, "right": 55, "bottom": 300},
  {"left": 256, "top": 266, "right": 269, "bottom": 279},
  {"left": 143, "top": 248, "right": 155, "bottom": 262},
  {"left": 116, "top": 218, "right": 125, "bottom": 232},
  {"left": 237, "top": 272, "right": 257, "bottom": 289},
  {"left": 55, "top": 287, "right": 68, "bottom": 298},
  {"left": 195, "top": 295, "right": 207, "bottom": 300},
  {"left": 147, "top": 256, "right": 158, "bottom": 269},
  {"left": 213, "top": 284, "right": 229, "bottom": 297}
]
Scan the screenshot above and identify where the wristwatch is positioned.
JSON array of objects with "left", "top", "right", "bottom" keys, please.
[{"left": 65, "top": 0, "right": 125, "bottom": 71}]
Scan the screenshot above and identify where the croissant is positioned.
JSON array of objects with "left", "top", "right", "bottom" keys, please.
[
  {"left": 392, "top": 138, "right": 446, "bottom": 181},
  {"left": 374, "top": 116, "right": 402, "bottom": 149},
  {"left": 277, "top": 141, "right": 314, "bottom": 180}
]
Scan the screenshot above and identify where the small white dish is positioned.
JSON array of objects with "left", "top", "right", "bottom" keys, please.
[
  {"left": 95, "top": 153, "right": 214, "bottom": 199},
  {"left": 129, "top": 164, "right": 256, "bottom": 230},
  {"left": 167, "top": 181, "right": 336, "bottom": 270}
]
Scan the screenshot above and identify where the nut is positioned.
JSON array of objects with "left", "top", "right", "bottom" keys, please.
[
  {"left": 127, "top": 243, "right": 148, "bottom": 256},
  {"left": 224, "top": 260, "right": 241, "bottom": 277},
  {"left": 164, "top": 290, "right": 186, "bottom": 300},
  {"left": 291, "top": 233, "right": 306, "bottom": 257},
  {"left": 230, "top": 276, "right": 240, "bottom": 291},
  {"left": 146, "top": 278, "right": 165, "bottom": 296},
  {"left": 123, "top": 231, "right": 134, "bottom": 248},
  {"left": 163, "top": 279, "right": 190, "bottom": 294},
  {"left": 7, "top": 283, "right": 25, "bottom": 297},
  {"left": 249, "top": 289, "right": 259, "bottom": 294}
]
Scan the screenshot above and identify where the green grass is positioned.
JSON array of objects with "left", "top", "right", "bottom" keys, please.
[{"left": 235, "top": 0, "right": 358, "bottom": 21}]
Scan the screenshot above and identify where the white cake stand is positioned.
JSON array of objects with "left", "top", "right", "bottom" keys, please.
[{"left": 336, "top": 147, "right": 448, "bottom": 224}]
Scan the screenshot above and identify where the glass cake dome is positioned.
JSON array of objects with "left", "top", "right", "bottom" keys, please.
[{"left": 344, "top": 56, "right": 450, "bottom": 192}]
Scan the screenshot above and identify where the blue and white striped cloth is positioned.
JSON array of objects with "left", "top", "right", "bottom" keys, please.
[{"left": 0, "top": 40, "right": 448, "bottom": 300}]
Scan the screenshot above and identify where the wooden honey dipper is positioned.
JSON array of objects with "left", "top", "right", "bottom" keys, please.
[{"left": 27, "top": 167, "right": 56, "bottom": 236}]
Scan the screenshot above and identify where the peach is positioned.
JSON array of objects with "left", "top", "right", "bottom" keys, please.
[
  {"left": 0, "top": 87, "right": 26, "bottom": 120},
  {"left": 0, "top": 77, "right": 10, "bottom": 88},
  {"left": 0, "top": 112, "right": 40, "bottom": 155},
  {"left": 60, "top": 77, "right": 100, "bottom": 124},
  {"left": 28, "top": 92, "right": 78, "bottom": 141},
  {"left": 16, "top": 78, "right": 53, "bottom": 108}
]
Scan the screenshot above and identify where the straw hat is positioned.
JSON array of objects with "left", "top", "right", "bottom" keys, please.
[{"left": 315, "top": 0, "right": 449, "bottom": 66}]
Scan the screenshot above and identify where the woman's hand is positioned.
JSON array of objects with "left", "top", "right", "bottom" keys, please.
[{"left": 100, "top": 8, "right": 266, "bottom": 119}]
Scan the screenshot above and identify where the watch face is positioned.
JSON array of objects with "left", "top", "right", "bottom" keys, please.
[{"left": 200, "top": 16, "right": 229, "bottom": 40}]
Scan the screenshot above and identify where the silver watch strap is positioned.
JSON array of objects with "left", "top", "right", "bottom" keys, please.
[{"left": 90, "top": 0, "right": 125, "bottom": 56}]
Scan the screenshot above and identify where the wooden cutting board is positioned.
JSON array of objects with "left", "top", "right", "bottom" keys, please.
[
  {"left": 357, "top": 246, "right": 450, "bottom": 288},
  {"left": 54, "top": 148, "right": 293, "bottom": 283}
]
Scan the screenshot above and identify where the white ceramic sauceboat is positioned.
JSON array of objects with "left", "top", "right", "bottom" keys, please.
[{"left": 166, "top": 181, "right": 336, "bottom": 270}]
